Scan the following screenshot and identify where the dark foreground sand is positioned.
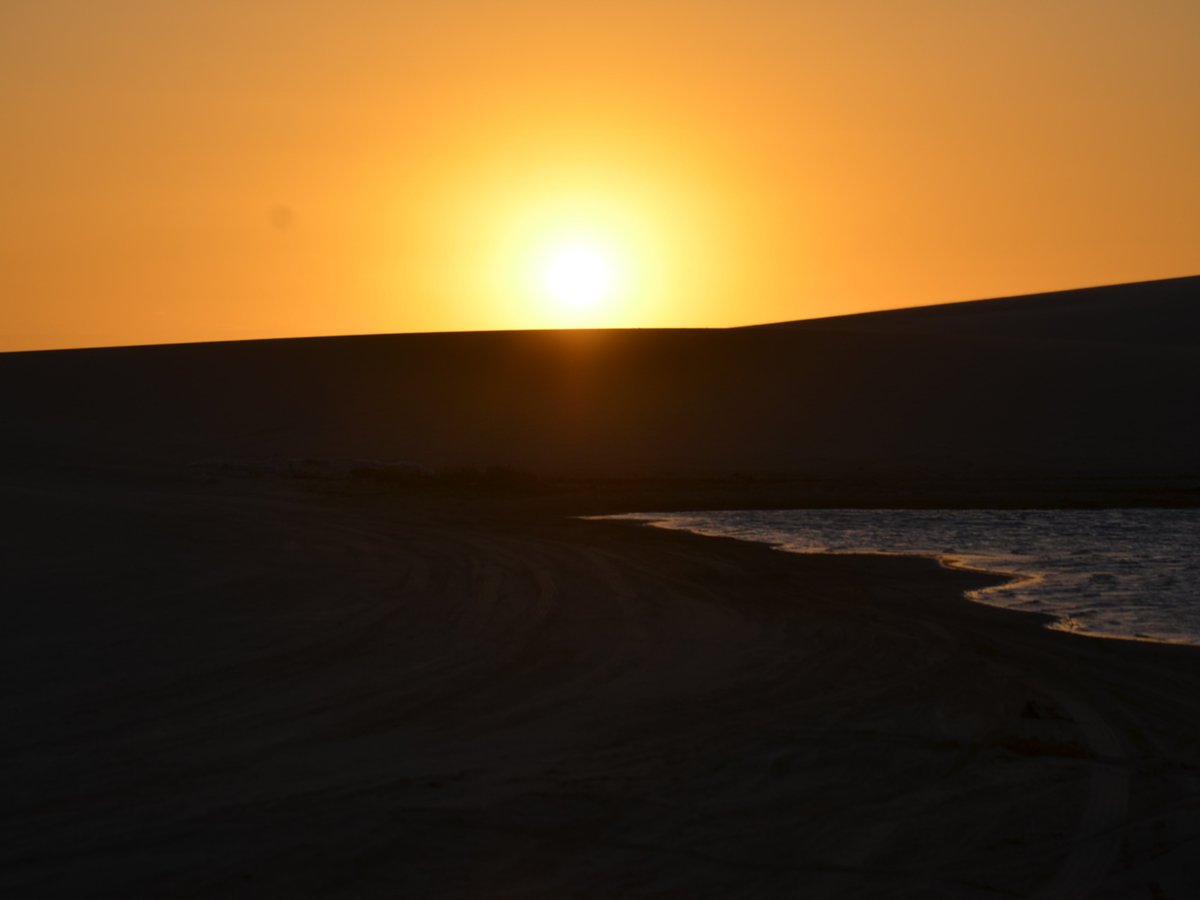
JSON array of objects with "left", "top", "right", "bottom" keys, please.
[{"left": 5, "top": 469, "right": 1200, "bottom": 899}]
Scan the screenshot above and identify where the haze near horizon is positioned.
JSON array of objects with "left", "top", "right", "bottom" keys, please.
[{"left": 2, "top": 1, "right": 1198, "bottom": 351}]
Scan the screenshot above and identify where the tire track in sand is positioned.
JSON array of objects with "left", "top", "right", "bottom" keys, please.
[{"left": 1031, "top": 688, "right": 1130, "bottom": 900}]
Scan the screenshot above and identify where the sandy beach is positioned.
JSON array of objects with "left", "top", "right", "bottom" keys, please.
[{"left": 5, "top": 469, "right": 1200, "bottom": 898}]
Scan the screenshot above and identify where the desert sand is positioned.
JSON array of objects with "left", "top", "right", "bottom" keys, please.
[
  {"left": 3, "top": 276, "right": 1200, "bottom": 897},
  {"left": 3, "top": 468, "right": 1200, "bottom": 898}
]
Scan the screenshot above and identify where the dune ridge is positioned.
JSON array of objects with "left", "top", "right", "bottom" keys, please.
[
  {"left": 753, "top": 274, "right": 1200, "bottom": 346},
  {"left": 2, "top": 276, "right": 1198, "bottom": 488}
]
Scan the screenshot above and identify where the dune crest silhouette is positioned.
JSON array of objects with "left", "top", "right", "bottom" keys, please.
[{"left": 2, "top": 276, "right": 1197, "bottom": 485}]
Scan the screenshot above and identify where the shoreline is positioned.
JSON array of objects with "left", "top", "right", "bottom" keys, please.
[
  {"left": 604, "top": 508, "right": 1200, "bottom": 648},
  {"left": 5, "top": 473, "right": 1200, "bottom": 896}
]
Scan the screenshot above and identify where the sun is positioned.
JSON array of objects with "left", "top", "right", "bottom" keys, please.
[
  {"left": 474, "top": 186, "right": 674, "bottom": 327},
  {"left": 539, "top": 241, "right": 616, "bottom": 310}
]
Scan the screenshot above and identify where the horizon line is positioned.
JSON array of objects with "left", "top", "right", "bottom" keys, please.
[{"left": 4, "top": 271, "right": 1196, "bottom": 357}]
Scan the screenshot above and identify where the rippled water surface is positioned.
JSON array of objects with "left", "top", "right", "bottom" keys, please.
[{"left": 610, "top": 509, "right": 1200, "bottom": 644}]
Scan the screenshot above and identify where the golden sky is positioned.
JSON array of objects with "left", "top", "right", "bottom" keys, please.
[{"left": 2, "top": 1, "right": 1198, "bottom": 351}]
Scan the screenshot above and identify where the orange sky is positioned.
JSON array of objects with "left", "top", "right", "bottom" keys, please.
[{"left": 2, "top": 1, "right": 1198, "bottom": 351}]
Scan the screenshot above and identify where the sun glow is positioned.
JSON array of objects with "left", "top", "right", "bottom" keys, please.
[
  {"left": 411, "top": 142, "right": 741, "bottom": 330},
  {"left": 540, "top": 241, "right": 616, "bottom": 310},
  {"left": 491, "top": 190, "right": 656, "bottom": 327}
]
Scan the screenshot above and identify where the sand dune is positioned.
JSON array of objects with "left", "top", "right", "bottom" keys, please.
[
  {"left": 1, "top": 276, "right": 1197, "bottom": 484},
  {"left": 756, "top": 274, "right": 1200, "bottom": 347}
]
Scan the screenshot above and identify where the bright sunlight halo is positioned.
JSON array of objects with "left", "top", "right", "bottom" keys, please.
[{"left": 540, "top": 242, "right": 615, "bottom": 310}]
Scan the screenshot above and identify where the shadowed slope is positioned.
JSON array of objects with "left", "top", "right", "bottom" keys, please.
[
  {"left": 1, "top": 277, "right": 1197, "bottom": 480},
  {"left": 753, "top": 275, "right": 1200, "bottom": 347}
]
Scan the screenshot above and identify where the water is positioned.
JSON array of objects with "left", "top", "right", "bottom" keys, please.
[{"left": 607, "top": 509, "right": 1200, "bottom": 645}]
